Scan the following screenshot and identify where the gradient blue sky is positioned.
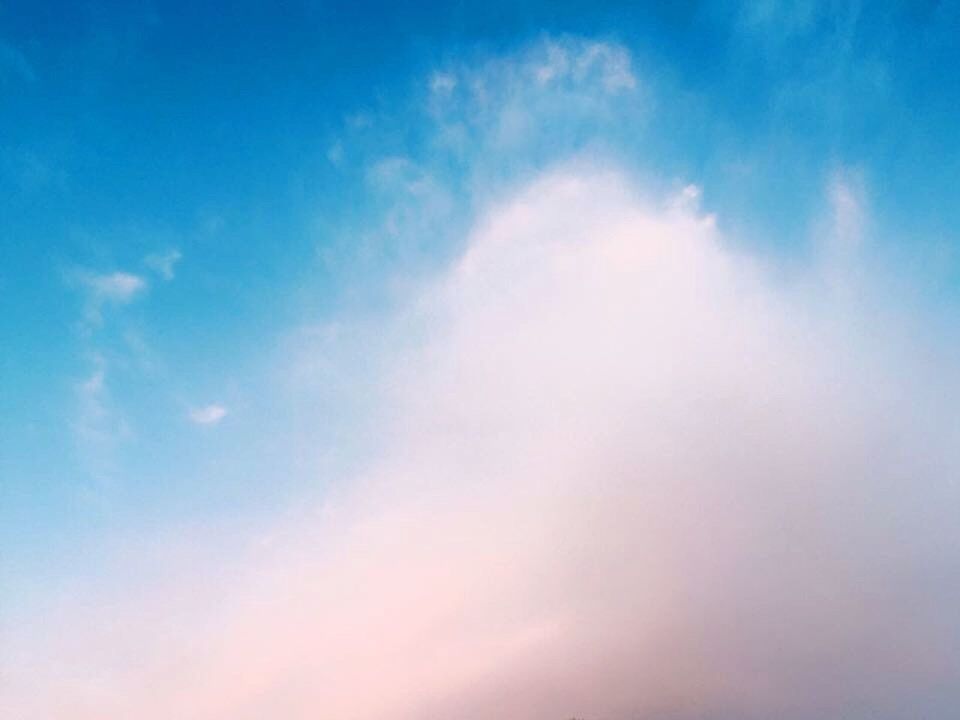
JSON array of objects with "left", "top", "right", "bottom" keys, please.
[{"left": 3, "top": 0, "right": 960, "bottom": 677}]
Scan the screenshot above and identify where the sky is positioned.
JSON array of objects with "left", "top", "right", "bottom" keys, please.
[{"left": 2, "top": 2, "right": 960, "bottom": 718}]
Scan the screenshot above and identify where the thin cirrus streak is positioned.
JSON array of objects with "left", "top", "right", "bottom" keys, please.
[{"left": 4, "top": 167, "right": 959, "bottom": 720}]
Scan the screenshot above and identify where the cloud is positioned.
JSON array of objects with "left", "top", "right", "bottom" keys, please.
[
  {"left": 84, "top": 271, "right": 146, "bottom": 302},
  {"left": 813, "top": 166, "right": 869, "bottom": 301},
  {"left": 8, "top": 166, "right": 959, "bottom": 719},
  {"left": 426, "top": 36, "right": 643, "bottom": 155},
  {"left": 189, "top": 404, "right": 228, "bottom": 425},
  {"left": 64, "top": 268, "right": 147, "bottom": 479},
  {"left": 429, "top": 71, "right": 457, "bottom": 96},
  {"left": 326, "top": 140, "right": 345, "bottom": 166},
  {"left": 324, "top": 36, "right": 647, "bottom": 282},
  {"left": 526, "top": 38, "right": 636, "bottom": 92},
  {"left": 827, "top": 167, "right": 867, "bottom": 252},
  {"left": 68, "top": 269, "right": 148, "bottom": 326},
  {"left": 144, "top": 249, "right": 182, "bottom": 281},
  {"left": 71, "top": 360, "right": 132, "bottom": 485}
]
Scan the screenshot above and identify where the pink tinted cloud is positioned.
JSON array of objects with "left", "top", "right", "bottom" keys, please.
[{"left": 4, "top": 169, "right": 959, "bottom": 720}]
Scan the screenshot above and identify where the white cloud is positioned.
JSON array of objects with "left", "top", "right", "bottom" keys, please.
[
  {"left": 427, "top": 37, "right": 643, "bottom": 154},
  {"left": 85, "top": 271, "right": 146, "bottom": 302},
  {"left": 367, "top": 155, "right": 416, "bottom": 189},
  {"left": 144, "top": 249, "right": 182, "bottom": 281},
  {"left": 69, "top": 269, "right": 148, "bottom": 325},
  {"left": 532, "top": 41, "right": 570, "bottom": 85},
  {"left": 188, "top": 404, "right": 228, "bottom": 425},
  {"left": 575, "top": 40, "right": 637, "bottom": 92},
  {"left": 526, "top": 38, "right": 636, "bottom": 92},
  {"left": 322, "top": 37, "right": 647, "bottom": 280},
  {"left": 429, "top": 71, "right": 457, "bottom": 96},
  {"left": 12, "top": 168, "right": 960, "bottom": 720},
  {"left": 65, "top": 269, "right": 147, "bottom": 475},
  {"left": 828, "top": 167, "right": 866, "bottom": 252},
  {"left": 346, "top": 111, "right": 374, "bottom": 130},
  {"left": 814, "top": 167, "right": 869, "bottom": 301}
]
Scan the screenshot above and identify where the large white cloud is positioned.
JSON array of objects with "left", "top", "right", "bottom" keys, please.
[{"left": 5, "top": 165, "right": 959, "bottom": 720}]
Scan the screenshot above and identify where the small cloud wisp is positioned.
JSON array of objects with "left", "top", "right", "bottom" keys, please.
[{"left": 189, "top": 404, "right": 228, "bottom": 426}]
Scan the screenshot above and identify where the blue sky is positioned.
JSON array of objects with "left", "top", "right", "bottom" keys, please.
[{"left": 2, "top": 3, "right": 960, "bottom": 717}]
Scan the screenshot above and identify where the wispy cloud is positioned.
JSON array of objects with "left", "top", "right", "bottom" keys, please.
[
  {"left": 68, "top": 269, "right": 148, "bottom": 325},
  {"left": 325, "top": 36, "right": 646, "bottom": 280},
  {"left": 144, "top": 249, "right": 182, "bottom": 281},
  {"left": 86, "top": 271, "right": 146, "bottom": 301},
  {"left": 71, "top": 359, "right": 132, "bottom": 485},
  {"left": 428, "top": 71, "right": 457, "bottom": 96},
  {"left": 64, "top": 268, "right": 150, "bottom": 480},
  {"left": 427, "top": 37, "right": 643, "bottom": 153},
  {"left": 188, "top": 404, "right": 227, "bottom": 426},
  {"left": 326, "top": 140, "right": 345, "bottom": 166},
  {"left": 815, "top": 166, "right": 869, "bottom": 300}
]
